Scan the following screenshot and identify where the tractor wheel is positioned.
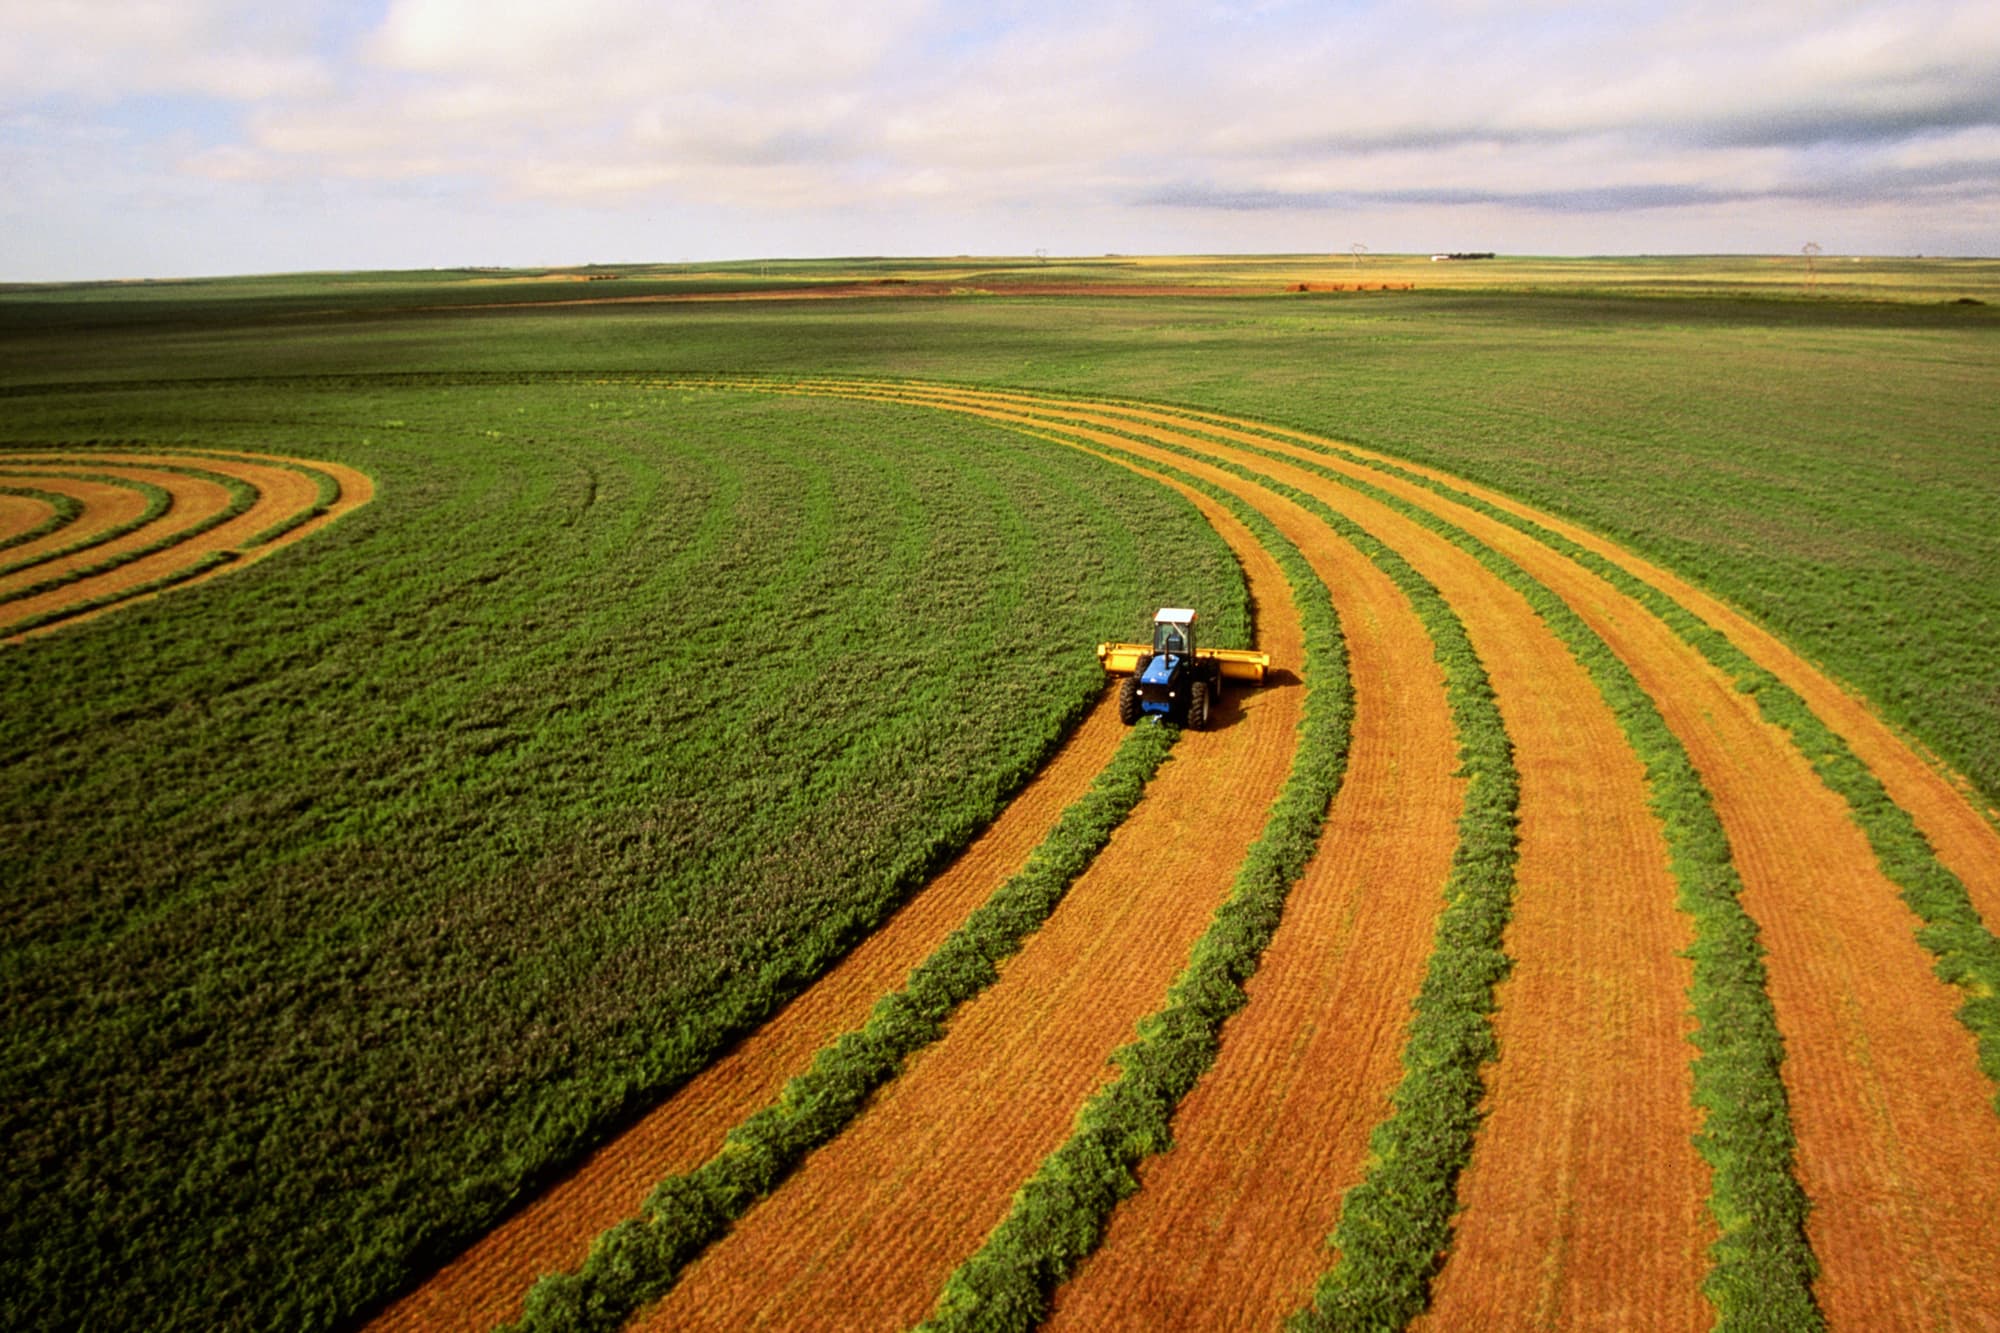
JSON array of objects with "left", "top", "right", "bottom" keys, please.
[
  {"left": 1117, "top": 675, "right": 1141, "bottom": 725},
  {"left": 1188, "top": 679, "right": 1211, "bottom": 730}
]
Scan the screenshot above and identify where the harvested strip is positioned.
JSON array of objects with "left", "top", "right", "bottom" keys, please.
[
  {"left": 924, "top": 434, "right": 1357, "bottom": 1327},
  {"left": 1208, "top": 430, "right": 1811, "bottom": 1322},
  {"left": 0, "top": 489, "right": 71, "bottom": 548},
  {"left": 1177, "top": 411, "right": 2000, "bottom": 960},
  {"left": 1472, "top": 529, "right": 2000, "bottom": 1328},
  {"left": 371, "top": 700, "right": 1130, "bottom": 1332},
  {"left": 634, "top": 478, "right": 1304, "bottom": 1330},
  {"left": 0, "top": 462, "right": 241, "bottom": 597},
  {"left": 1086, "top": 407, "right": 1708, "bottom": 1327},
  {"left": 837, "top": 383, "right": 1710, "bottom": 1323},
  {"left": 0, "top": 450, "right": 372, "bottom": 640},
  {"left": 1205, "top": 419, "right": 2000, "bottom": 1327},
  {"left": 1043, "top": 447, "right": 1459, "bottom": 1330},
  {"left": 0, "top": 471, "right": 159, "bottom": 575}
]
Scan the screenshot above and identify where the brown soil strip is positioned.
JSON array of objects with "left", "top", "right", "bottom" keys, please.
[
  {"left": 1203, "top": 418, "right": 2000, "bottom": 1327},
  {"left": 0, "top": 451, "right": 371, "bottom": 641},
  {"left": 0, "top": 470, "right": 158, "bottom": 575},
  {"left": 365, "top": 700, "right": 1130, "bottom": 1332},
  {"left": 634, "top": 476, "right": 1305, "bottom": 1331},
  {"left": 0, "top": 492, "right": 56, "bottom": 543},
  {"left": 1041, "top": 443, "right": 1466, "bottom": 1326},
  {"left": 1213, "top": 421, "right": 2000, "bottom": 945},
  {"left": 952, "top": 397, "right": 1709, "bottom": 1329}
]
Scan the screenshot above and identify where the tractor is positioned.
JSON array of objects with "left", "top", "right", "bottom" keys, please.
[{"left": 1096, "top": 607, "right": 1269, "bottom": 730}]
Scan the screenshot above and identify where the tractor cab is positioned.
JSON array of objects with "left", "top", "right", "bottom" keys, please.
[{"left": 1152, "top": 608, "right": 1197, "bottom": 659}]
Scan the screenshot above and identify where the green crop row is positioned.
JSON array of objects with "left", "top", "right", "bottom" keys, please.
[
  {"left": 1103, "top": 404, "right": 1820, "bottom": 1327},
  {"left": 1224, "top": 418, "right": 2000, "bottom": 1116},
  {"left": 509, "top": 718, "right": 1181, "bottom": 1333},
  {"left": 0, "top": 485, "right": 85, "bottom": 554},
  {"left": 914, "top": 422, "right": 1354, "bottom": 1331},
  {"left": 0, "top": 469, "right": 169, "bottom": 580}
]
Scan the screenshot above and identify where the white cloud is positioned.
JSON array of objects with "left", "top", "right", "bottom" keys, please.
[
  {"left": 4, "top": 0, "right": 1998, "bottom": 277},
  {"left": 0, "top": 0, "right": 332, "bottom": 101}
]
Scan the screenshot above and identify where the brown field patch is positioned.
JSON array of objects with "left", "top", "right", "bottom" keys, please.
[
  {"left": 0, "top": 491, "right": 58, "bottom": 543},
  {"left": 1211, "top": 414, "right": 2000, "bottom": 1327}
]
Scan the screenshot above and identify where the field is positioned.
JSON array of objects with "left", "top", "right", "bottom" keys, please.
[{"left": 2, "top": 256, "right": 1997, "bottom": 1331}]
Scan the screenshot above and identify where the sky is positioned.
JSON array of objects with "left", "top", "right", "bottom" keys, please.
[{"left": 3, "top": 0, "right": 1998, "bottom": 281}]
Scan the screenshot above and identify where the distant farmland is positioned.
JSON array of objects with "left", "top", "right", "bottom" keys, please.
[{"left": 2, "top": 256, "right": 1996, "bottom": 1331}]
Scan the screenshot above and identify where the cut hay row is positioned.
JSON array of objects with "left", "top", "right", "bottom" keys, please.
[
  {"left": 881, "top": 382, "right": 2000, "bottom": 1328},
  {"left": 374, "top": 377, "right": 2000, "bottom": 1331},
  {"left": 0, "top": 449, "right": 372, "bottom": 640},
  {"left": 0, "top": 486, "right": 84, "bottom": 553}
]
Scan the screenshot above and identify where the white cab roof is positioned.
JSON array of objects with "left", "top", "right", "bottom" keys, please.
[{"left": 1155, "top": 607, "right": 1197, "bottom": 623}]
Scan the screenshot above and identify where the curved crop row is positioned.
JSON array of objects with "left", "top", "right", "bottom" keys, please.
[
  {"left": 937, "top": 385, "right": 1994, "bottom": 1329},
  {"left": 0, "top": 449, "right": 368, "bottom": 639},
  {"left": 0, "top": 486, "right": 85, "bottom": 554},
  {"left": 920, "top": 433, "right": 1355, "bottom": 1329},
  {"left": 1085, "top": 411, "right": 1815, "bottom": 1327},
  {"left": 604, "top": 377, "right": 2000, "bottom": 1329},
  {"left": 1183, "top": 409, "right": 2000, "bottom": 1111}
]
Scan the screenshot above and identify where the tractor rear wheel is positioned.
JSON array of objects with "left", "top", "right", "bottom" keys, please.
[
  {"left": 1188, "top": 679, "right": 1211, "bottom": 730},
  {"left": 1118, "top": 675, "right": 1141, "bottom": 725}
]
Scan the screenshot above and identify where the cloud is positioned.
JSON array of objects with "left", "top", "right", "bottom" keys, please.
[
  {"left": 4, "top": 0, "right": 1998, "bottom": 278},
  {"left": 0, "top": 0, "right": 332, "bottom": 101}
]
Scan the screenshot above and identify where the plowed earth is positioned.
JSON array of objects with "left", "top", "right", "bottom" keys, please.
[
  {"left": 0, "top": 449, "right": 372, "bottom": 640},
  {"left": 383, "top": 381, "right": 2000, "bottom": 1330}
]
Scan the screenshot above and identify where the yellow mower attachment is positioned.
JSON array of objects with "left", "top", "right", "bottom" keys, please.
[
  {"left": 1097, "top": 608, "right": 1269, "bottom": 730},
  {"left": 1095, "top": 641, "right": 1270, "bottom": 682}
]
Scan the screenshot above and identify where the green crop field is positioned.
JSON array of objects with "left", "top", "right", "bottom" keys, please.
[{"left": 1, "top": 255, "right": 1996, "bottom": 1330}]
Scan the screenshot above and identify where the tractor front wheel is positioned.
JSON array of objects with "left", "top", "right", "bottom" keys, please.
[
  {"left": 1187, "top": 679, "right": 1211, "bottom": 730},
  {"left": 1118, "top": 675, "right": 1141, "bottom": 725}
]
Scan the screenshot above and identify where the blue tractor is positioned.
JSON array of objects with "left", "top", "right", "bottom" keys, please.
[{"left": 1099, "top": 608, "right": 1270, "bottom": 730}]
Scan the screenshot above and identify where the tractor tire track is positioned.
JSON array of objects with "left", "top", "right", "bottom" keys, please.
[
  {"left": 368, "top": 700, "right": 1131, "bottom": 1332},
  {"left": 631, "top": 478, "right": 1305, "bottom": 1331}
]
